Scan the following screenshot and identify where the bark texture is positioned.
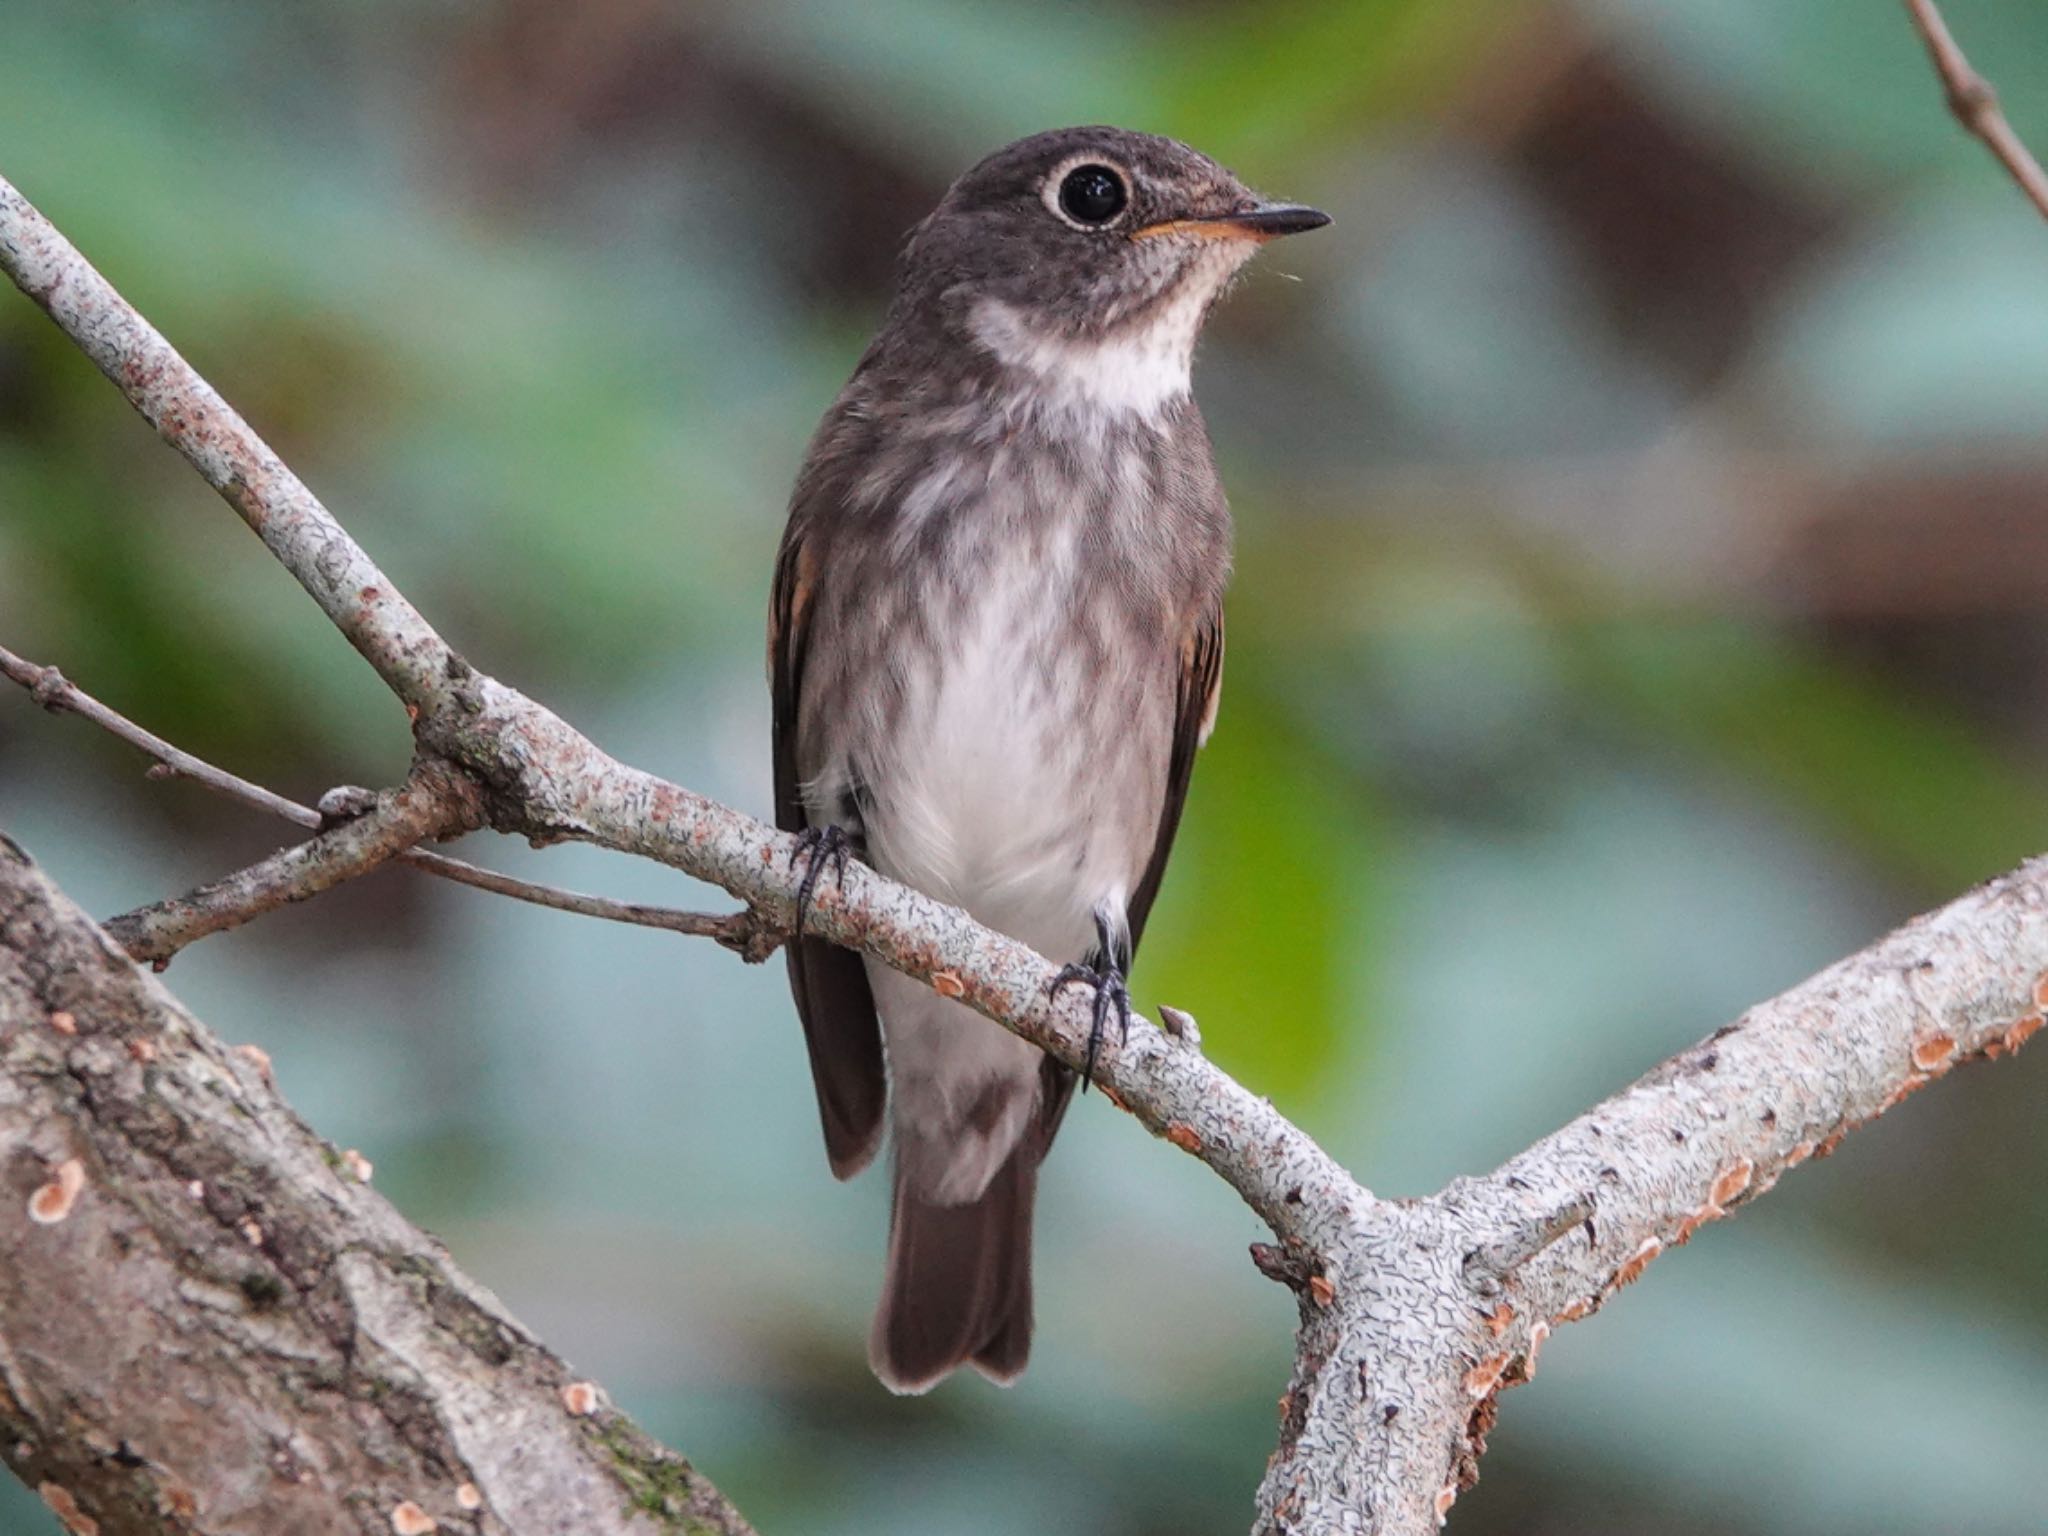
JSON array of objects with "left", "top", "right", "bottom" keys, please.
[
  {"left": 1253, "top": 858, "right": 2048, "bottom": 1533},
  {"left": 0, "top": 836, "right": 754, "bottom": 1536}
]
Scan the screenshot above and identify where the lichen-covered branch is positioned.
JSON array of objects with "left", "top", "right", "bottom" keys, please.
[
  {"left": 3, "top": 152, "right": 2045, "bottom": 1536},
  {"left": 99, "top": 761, "right": 482, "bottom": 968},
  {"left": 1254, "top": 858, "right": 2048, "bottom": 1534},
  {"left": 0, "top": 836, "right": 755, "bottom": 1536},
  {"left": 0, "top": 643, "right": 772, "bottom": 955}
]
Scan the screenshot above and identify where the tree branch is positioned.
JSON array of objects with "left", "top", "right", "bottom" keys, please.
[
  {"left": 99, "top": 761, "right": 483, "bottom": 967},
  {"left": 3, "top": 157, "right": 2044, "bottom": 1535},
  {"left": 0, "top": 644, "right": 777, "bottom": 959},
  {"left": 1272, "top": 858, "right": 2048, "bottom": 1532},
  {"left": 0, "top": 836, "right": 755, "bottom": 1536},
  {"left": 1906, "top": 0, "right": 2048, "bottom": 221}
]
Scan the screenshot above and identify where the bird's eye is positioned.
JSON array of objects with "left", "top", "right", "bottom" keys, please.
[{"left": 1056, "top": 164, "right": 1128, "bottom": 226}]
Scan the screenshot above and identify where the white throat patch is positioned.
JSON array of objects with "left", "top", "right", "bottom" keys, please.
[{"left": 969, "top": 247, "right": 1247, "bottom": 422}]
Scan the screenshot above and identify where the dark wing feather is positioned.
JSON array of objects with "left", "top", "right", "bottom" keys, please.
[
  {"left": 769, "top": 523, "right": 887, "bottom": 1179},
  {"left": 1126, "top": 606, "right": 1224, "bottom": 955},
  {"left": 1032, "top": 604, "right": 1224, "bottom": 1156}
]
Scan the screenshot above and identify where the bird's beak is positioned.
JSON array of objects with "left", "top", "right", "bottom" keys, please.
[{"left": 1132, "top": 200, "right": 1332, "bottom": 243}]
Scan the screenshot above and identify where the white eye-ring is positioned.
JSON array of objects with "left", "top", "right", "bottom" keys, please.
[{"left": 1043, "top": 154, "right": 1132, "bottom": 229}]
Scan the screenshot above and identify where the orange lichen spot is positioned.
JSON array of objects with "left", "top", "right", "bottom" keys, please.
[
  {"left": 1433, "top": 1483, "right": 1457, "bottom": 1525},
  {"left": 1307, "top": 1274, "right": 1335, "bottom": 1309},
  {"left": 390, "top": 1502, "right": 436, "bottom": 1535},
  {"left": 234, "top": 1043, "right": 275, "bottom": 1086},
  {"left": 1525, "top": 1318, "right": 1551, "bottom": 1379},
  {"left": 1275, "top": 1390, "right": 1293, "bottom": 1429},
  {"left": 1165, "top": 1123, "right": 1202, "bottom": 1154},
  {"left": 29, "top": 1159, "right": 85, "bottom": 1225},
  {"left": 342, "top": 1148, "right": 374, "bottom": 1184},
  {"left": 561, "top": 1381, "right": 600, "bottom": 1416},
  {"left": 1812, "top": 1128, "right": 1847, "bottom": 1160},
  {"left": 1463, "top": 1353, "right": 1509, "bottom": 1399},
  {"left": 1710, "top": 1157, "right": 1754, "bottom": 1210},
  {"left": 38, "top": 1483, "right": 98, "bottom": 1536},
  {"left": 1672, "top": 1211, "right": 1705, "bottom": 1247},
  {"left": 240, "top": 1219, "right": 265, "bottom": 1248},
  {"left": 930, "top": 970, "right": 965, "bottom": 999},
  {"left": 1611, "top": 1237, "right": 1662, "bottom": 1290},
  {"left": 156, "top": 1483, "right": 198, "bottom": 1519},
  {"left": 405, "top": 703, "right": 420, "bottom": 724},
  {"left": 455, "top": 1483, "right": 482, "bottom": 1512},
  {"left": 126, "top": 1037, "right": 157, "bottom": 1064},
  {"left": 1098, "top": 1084, "right": 1128, "bottom": 1112},
  {"left": 1784, "top": 1140, "right": 1814, "bottom": 1168},
  {"left": 2007, "top": 1013, "right": 2044, "bottom": 1053},
  {"left": 1910, "top": 1033, "right": 1956, "bottom": 1072},
  {"left": 1556, "top": 1296, "right": 1592, "bottom": 1325},
  {"left": 47, "top": 1011, "right": 76, "bottom": 1036},
  {"left": 1482, "top": 1300, "right": 1514, "bottom": 1336}
]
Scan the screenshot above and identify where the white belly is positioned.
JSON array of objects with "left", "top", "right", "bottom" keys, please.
[
  {"left": 863, "top": 557, "right": 1129, "bottom": 964},
  {"left": 843, "top": 550, "right": 1148, "bottom": 1205}
]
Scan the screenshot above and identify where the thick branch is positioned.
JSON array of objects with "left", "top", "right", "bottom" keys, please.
[
  {"left": 1906, "top": 0, "right": 2048, "bottom": 221},
  {"left": 0, "top": 837, "right": 754, "bottom": 1536},
  {"left": 1269, "top": 859, "right": 2048, "bottom": 1534},
  {"left": 101, "top": 761, "right": 482, "bottom": 967}
]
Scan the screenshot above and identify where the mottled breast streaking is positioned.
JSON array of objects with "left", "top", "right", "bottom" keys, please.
[{"left": 767, "top": 125, "right": 1326, "bottom": 1393}]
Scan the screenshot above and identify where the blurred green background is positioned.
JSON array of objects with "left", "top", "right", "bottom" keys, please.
[{"left": 6, "top": 1, "right": 2048, "bottom": 1530}]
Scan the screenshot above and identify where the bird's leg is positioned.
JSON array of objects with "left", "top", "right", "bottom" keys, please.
[
  {"left": 789, "top": 824, "right": 854, "bottom": 941},
  {"left": 1049, "top": 910, "right": 1131, "bottom": 1091}
]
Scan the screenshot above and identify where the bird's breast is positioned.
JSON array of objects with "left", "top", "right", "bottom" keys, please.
[{"left": 855, "top": 472, "right": 1175, "bottom": 958}]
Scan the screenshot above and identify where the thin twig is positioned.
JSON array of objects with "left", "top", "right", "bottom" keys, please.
[
  {"left": 102, "top": 760, "right": 483, "bottom": 965},
  {"left": 0, "top": 643, "right": 777, "bottom": 958},
  {"left": 1906, "top": 0, "right": 2048, "bottom": 221},
  {"left": 400, "top": 850, "right": 778, "bottom": 958},
  {"left": 1, "top": 643, "right": 317, "bottom": 827}
]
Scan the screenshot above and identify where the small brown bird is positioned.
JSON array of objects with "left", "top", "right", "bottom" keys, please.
[{"left": 768, "top": 126, "right": 1326, "bottom": 1391}]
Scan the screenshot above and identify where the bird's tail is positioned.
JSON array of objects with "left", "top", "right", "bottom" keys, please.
[{"left": 868, "top": 1141, "right": 1038, "bottom": 1394}]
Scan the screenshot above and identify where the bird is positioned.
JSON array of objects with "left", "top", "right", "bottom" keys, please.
[{"left": 767, "top": 125, "right": 1327, "bottom": 1393}]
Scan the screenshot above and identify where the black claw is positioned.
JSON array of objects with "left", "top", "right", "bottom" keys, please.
[
  {"left": 790, "top": 825, "right": 853, "bottom": 940},
  {"left": 1049, "top": 924, "right": 1131, "bottom": 1093}
]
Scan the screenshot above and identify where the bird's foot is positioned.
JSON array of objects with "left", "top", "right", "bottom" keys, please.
[
  {"left": 1050, "top": 913, "right": 1132, "bottom": 1091},
  {"left": 789, "top": 825, "right": 854, "bottom": 940}
]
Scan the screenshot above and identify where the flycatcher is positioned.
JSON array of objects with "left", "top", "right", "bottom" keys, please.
[{"left": 768, "top": 125, "right": 1328, "bottom": 1391}]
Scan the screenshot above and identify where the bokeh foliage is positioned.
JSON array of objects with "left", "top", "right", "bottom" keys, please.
[{"left": 6, "top": 1, "right": 2048, "bottom": 1531}]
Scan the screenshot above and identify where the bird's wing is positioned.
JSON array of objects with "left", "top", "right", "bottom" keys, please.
[
  {"left": 769, "top": 517, "right": 887, "bottom": 1179},
  {"left": 1125, "top": 602, "right": 1224, "bottom": 956}
]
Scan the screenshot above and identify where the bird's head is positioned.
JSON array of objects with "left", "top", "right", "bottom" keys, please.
[{"left": 889, "top": 126, "right": 1329, "bottom": 418}]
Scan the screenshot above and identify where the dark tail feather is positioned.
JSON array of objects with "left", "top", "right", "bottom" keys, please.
[{"left": 869, "top": 1146, "right": 1038, "bottom": 1393}]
